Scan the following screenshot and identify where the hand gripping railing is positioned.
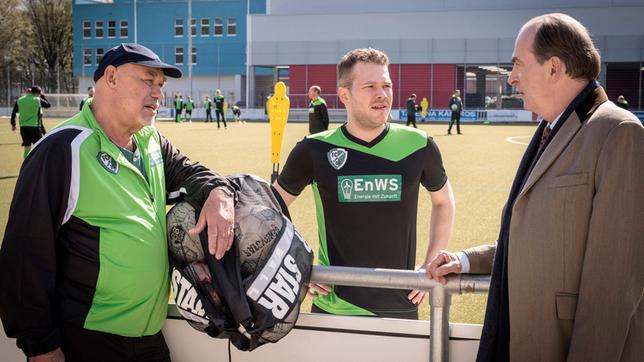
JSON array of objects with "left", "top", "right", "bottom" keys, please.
[{"left": 310, "top": 265, "right": 491, "bottom": 362}]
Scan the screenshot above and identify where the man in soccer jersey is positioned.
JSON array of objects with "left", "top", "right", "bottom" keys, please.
[
  {"left": 184, "top": 95, "right": 194, "bottom": 122},
  {"left": 79, "top": 86, "right": 95, "bottom": 110},
  {"left": 214, "top": 89, "right": 227, "bottom": 129},
  {"left": 273, "top": 48, "right": 455, "bottom": 319},
  {"left": 204, "top": 95, "right": 213, "bottom": 122},
  {"left": 10, "top": 86, "right": 51, "bottom": 159},
  {"left": 308, "top": 85, "right": 329, "bottom": 134}
]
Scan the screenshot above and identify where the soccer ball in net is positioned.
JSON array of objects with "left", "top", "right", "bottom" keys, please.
[
  {"left": 167, "top": 202, "right": 206, "bottom": 265},
  {"left": 235, "top": 205, "right": 284, "bottom": 278}
]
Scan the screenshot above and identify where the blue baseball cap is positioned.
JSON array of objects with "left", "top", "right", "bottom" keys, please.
[{"left": 93, "top": 43, "right": 182, "bottom": 81}]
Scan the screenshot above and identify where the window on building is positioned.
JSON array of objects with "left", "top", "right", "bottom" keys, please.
[
  {"left": 190, "top": 18, "right": 196, "bottom": 37},
  {"left": 83, "top": 21, "right": 91, "bottom": 38},
  {"left": 214, "top": 17, "right": 223, "bottom": 36},
  {"left": 120, "top": 20, "right": 128, "bottom": 38},
  {"left": 175, "top": 19, "right": 184, "bottom": 37},
  {"left": 83, "top": 49, "right": 92, "bottom": 66},
  {"left": 191, "top": 47, "right": 197, "bottom": 64},
  {"left": 175, "top": 47, "right": 184, "bottom": 65},
  {"left": 227, "top": 17, "right": 236, "bottom": 36},
  {"left": 96, "top": 48, "right": 104, "bottom": 64},
  {"left": 201, "top": 18, "right": 209, "bottom": 36},
  {"left": 95, "top": 20, "right": 104, "bottom": 38},
  {"left": 108, "top": 20, "right": 116, "bottom": 38}
]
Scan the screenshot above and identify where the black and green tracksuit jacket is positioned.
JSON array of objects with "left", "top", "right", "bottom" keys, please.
[
  {"left": 308, "top": 97, "right": 329, "bottom": 134},
  {"left": 0, "top": 101, "right": 236, "bottom": 357}
]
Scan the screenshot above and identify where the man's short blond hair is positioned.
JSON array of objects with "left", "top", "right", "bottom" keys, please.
[{"left": 337, "top": 48, "right": 389, "bottom": 88}]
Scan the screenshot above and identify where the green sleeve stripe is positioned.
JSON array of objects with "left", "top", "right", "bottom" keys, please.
[{"left": 312, "top": 183, "right": 329, "bottom": 267}]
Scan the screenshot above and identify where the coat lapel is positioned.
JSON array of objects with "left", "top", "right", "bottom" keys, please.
[
  {"left": 517, "top": 112, "right": 582, "bottom": 198},
  {"left": 516, "top": 84, "right": 608, "bottom": 200}
]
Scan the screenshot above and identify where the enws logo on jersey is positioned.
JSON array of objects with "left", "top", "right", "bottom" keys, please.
[
  {"left": 171, "top": 268, "right": 209, "bottom": 324},
  {"left": 337, "top": 175, "right": 402, "bottom": 202},
  {"left": 97, "top": 152, "right": 119, "bottom": 174},
  {"left": 327, "top": 148, "right": 347, "bottom": 170}
]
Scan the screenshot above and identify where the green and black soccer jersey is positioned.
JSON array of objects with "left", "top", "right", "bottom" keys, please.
[
  {"left": 214, "top": 95, "right": 225, "bottom": 110},
  {"left": 277, "top": 123, "right": 447, "bottom": 318},
  {"left": 0, "top": 99, "right": 236, "bottom": 356},
  {"left": 308, "top": 97, "right": 329, "bottom": 134}
]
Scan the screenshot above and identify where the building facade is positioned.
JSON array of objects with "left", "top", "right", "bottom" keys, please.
[
  {"left": 73, "top": 0, "right": 644, "bottom": 114},
  {"left": 73, "top": 0, "right": 266, "bottom": 109},
  {"left": 248, "top": 0, "right": 644, "bottom": 113}
]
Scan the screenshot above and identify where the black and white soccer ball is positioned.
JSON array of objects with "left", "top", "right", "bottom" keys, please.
[
  {"left": 235, "top": 205, "right": 284, "bottom": 277},
  {"left": 167, "top": 202, "right": 205, "bottom": 265}
]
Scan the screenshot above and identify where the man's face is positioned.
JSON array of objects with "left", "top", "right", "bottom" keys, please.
[
  {"left": 113, "top": 64, "right": 166, "bottom": 129},
  {"left": 508, "top": 25, "right": 551, "bottom": 116},
  {"left": 308, "top": 87, "right": 318, "bottom": 100},
  {"left": 88, "top": 87, "right": 95, "bottom": 97},
  {"left": 339, "top": 62, "right": 393, "bottom": 129}
]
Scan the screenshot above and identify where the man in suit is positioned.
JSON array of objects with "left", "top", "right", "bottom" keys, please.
[{"left": 426, "top": 13, "right": 643, "bottom": 362}]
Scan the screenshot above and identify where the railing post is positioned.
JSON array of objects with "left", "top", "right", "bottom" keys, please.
[{"left": 430, "top": 285, "right": 451, "bottom": 362}]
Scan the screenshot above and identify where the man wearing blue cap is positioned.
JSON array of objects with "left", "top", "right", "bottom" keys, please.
[{"left": 0, "top": 43, "right": 239, "bottom": 361}]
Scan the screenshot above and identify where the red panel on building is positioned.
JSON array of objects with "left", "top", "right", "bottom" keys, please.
[
  {"left": 307, "top": 65, "right": 337, "bottom": 94},
  {"left": 432, "top": 64, "right": 456, "bottom": 108},
  {"left": 388, "top": 64, "right": 400, "bottom": 108},
  {"left": 289, "top": 65, "right": 306, "bottom": 94},
  {"left": 400, "top": 64, "right": 431, "bottom": 109}
]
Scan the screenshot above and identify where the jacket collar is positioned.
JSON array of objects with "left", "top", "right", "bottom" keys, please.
[{"left": 517, "top": 81, "right": 608, "bottom": 198}]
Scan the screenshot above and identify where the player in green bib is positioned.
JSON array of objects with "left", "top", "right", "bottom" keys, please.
[
  {"left": 184, "top": 96, "right": 194, "bottom": 122},
  {"left": 274, "top": 48, "right": 455, "bottom": 319},
  {"left": 10, "top": 86, "right": 51, "bottom": 158},
  {"left": 204, "top": 95, "right": 213, "bottom": 122},
  {"left": 174, "top": 94, "right": 183, "bottom": 122}
]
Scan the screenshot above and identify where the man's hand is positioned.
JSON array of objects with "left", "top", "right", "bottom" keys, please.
[
  {"left": 308, "top": 283, "right": 332, "bottom": 297},
  {"left": 29, "top": 347, "right": 64, "bottom": 362},
  {"left": 425, "top": 250, "right": 462, "bottom": 285},
  {"left": 407, "top": 289, "right": 427, "bottom": 305},
  {"left": 188, "top": 187, "right": 235, "bottom": 260},
  {"left": 11, "top": 124, "right": 16, "bottom": 132}
]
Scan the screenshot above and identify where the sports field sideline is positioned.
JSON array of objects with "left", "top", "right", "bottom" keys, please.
[{"left": 0, "top": 117, "right": 536, "bottom": 324}]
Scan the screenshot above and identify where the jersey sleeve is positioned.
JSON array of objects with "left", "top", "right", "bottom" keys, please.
[
  {"left": 159, "top": 132, "right": 238, "bottom": 205},
  {"left": 0, "top": 134, "right": 73, "bottom": 357},
  {"left": 420, "top": 136, "right": 448, "bottom": 192},
  {"left": 276, "top": 139, "right": 314, "bottom": 196}
]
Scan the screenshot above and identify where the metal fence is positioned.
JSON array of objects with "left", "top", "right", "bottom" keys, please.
[{"left": 310, "top": 265, "right": 491, "bottom": 362}]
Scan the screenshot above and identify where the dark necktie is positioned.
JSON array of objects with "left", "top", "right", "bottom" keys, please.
[{"left": 540, "top": 125, "right": 552, "bottom": 147}]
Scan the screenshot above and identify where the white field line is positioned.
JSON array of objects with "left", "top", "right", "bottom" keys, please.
[{"left": 506, "top": 135, "right": 531, "bottom": 145}]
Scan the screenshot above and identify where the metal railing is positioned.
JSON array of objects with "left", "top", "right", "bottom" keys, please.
[{"left": 310, "top": 265, "right": 491, "bottom": 362}]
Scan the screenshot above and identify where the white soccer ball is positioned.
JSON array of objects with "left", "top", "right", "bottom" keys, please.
[
  {"left": 235, "top": 205, "right": 284, "bottom": 277},
  {"left": 450, "top": 104, "right": 458, "bottom": 111},
  {"left": 167, "top": 202, "right": 206, "bottom": 265}
]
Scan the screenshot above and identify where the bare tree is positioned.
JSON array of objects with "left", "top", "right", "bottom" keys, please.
[{"left": 24, "top": 0, "right": 73, "bottom": 92}]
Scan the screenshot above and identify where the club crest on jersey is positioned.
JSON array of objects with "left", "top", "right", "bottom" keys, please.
[
  {"left": 97, "top": 152, "right": 119, "bottom": 174},
  {"left": 327, "top": 148, "right": 347, "bottom": 170}
]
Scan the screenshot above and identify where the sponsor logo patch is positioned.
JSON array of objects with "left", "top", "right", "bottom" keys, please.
[
  {"left": 327, "top": 148, "right": 347, "bottom": 170},
  {"left": 337, "top": 175, "right": 402, "bottom": 202},
  {"left": 97, "top": 152, "right": 119, "bottom": 174}
]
